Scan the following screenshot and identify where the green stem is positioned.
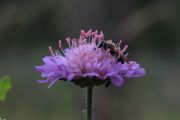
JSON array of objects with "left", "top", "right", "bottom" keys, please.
[{"left": 87, "top": 86, "right": 93, "bottom": 120}]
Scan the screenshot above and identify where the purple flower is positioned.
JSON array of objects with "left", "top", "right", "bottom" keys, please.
[{"left": 35, "top": 30, "right": 145, "bottom": 88}]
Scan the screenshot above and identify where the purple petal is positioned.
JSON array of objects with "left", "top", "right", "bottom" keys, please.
[
  {"left": 67, "top": 74, "right": 76, "bottom": 81},
  {"left": 126, "top": 68, "right": 145, "bottom": 78},
  {"left": 124, "top": 61, "right": 145, "bottom": 78},
  {"left": 110, "top": 75, "right": 124, "bottom": 87}
]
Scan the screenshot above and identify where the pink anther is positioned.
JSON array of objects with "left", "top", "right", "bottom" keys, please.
[
  {"left": 48, "top": 46, "right": 54, "bottom": 55},
  {"left": 117, "top": 40, "right": 122, "bottom": 48},
  {"left": 58, "top": 40, "right": 62, "bottom": 48},
  {"left": 80, "top": 30, "right": 86, "bottom": 36},
  {"left": 74, "top": 38, "right": 78, "bottom": 45},
  {"left": 66, "top": 37, "right": 71, "bottom": 47},
  {"left": 97, "top": 31, "right": 104, "bottom": 40},
  {"left": 86, "top": 29, "right": 92, "bottom": 36},
  {"left": 121, "top": 45, "right": 128, "bottom": 53}
]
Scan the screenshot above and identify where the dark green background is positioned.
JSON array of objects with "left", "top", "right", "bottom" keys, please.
[{"left": 0, "top": 0, "right": 180, "bottom": 120}]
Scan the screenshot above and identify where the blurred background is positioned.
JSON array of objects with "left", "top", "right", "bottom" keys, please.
[{"left": 0, "top": 0, "right": 180, "bottom": 120}]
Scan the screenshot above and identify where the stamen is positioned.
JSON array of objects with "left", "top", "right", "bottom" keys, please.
[
  {"left": 55, "top": 50, "right": 61, "bottom": 56},
  {"left": 116, "top": 40, "right": 122, "bottom": 48},
  {"left": 81, "top": 39, "right": 87, "bottom": 44},
  {"left": 66, "top": 37, "right": 71, "bottom": 47},
  {"left": 88, "top": 30, "right": 98, "bottom": 37},
  {"left": 80, "top": 30, "right": 86, "bottom": 36},
  {"left": 121, "top": 45, "right": 128, "bottom": 53},
  {"left": 93, "top": 34, "right": 98, "bottom": 42},
  {"left": 106, "top": 48, "right": 111, "bottom": 55},
  {"left": 95, "top": 30, "right": 98, "bottom": 35},
  {"left": 116, "top": 44, "right": 129, "bottom": 63},
  {"left": 58, "top": 40, "right": 62, "bottom": 48},
  {"left": 92, "top": 30, "right": 98, "bottom": 43},
  {"left": 97, "top": 40, "right": 103, "bottom": 47},
  {"left": 107, "top": 40, "right": 115, "bottom": 47},
  {"left": 80, "top": 30, "right": 86, "bottom": 42},
  {"left": 74, "top": 38, "right": 78, "bottom": 45},
  {"left": 107, "top": 40, "right": 113, "bottom": 44},
  {"left": 86, "top": 29, "right": 92, "bottom": 36},
  {"left": 97, "top": 31, "right": 104, "bottom": 41},
  {"left": 58, "top": 40, "right": 65, "bottom": 54},
  {"left": 124, "top": 53, "right": 129, "bottom": 57},
  {"left": 80, "top": 29, "right": 92, "bottom": 37},
  {"left": 117, "top": 45, "right": 128, "bottom": 57},
  {"left": 48, "top": 46, "right": 55, "bottom": 55},
  {"left": 100, "top": 31, "right": 104, "bottom": 36},
  {"left": 71, "top": 39, "right": 77, "bottom": 47}
]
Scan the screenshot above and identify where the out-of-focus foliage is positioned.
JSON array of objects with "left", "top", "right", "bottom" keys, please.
[{"left": 0, "top": 76, "right": 12, "bottom": 101}]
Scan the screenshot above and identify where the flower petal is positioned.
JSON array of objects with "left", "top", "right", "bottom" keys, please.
[{"left": 110, "top": 75, "right": 124, "bottom": 87}]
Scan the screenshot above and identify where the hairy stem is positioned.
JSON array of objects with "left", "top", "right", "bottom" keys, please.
[{"left": 87, "top": 86, "right": 93, "bottom": 120}]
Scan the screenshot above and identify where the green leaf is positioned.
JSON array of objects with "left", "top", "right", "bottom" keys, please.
[{"left": 0, "top": 76, "right": 12, "bottom": 101}]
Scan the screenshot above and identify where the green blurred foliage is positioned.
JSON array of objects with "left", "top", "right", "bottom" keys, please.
[{"left": 0, "top": 76, "right": 12, "bottom": 101}]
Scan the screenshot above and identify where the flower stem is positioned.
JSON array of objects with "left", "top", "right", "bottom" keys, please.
[{"left": 87, "top": 86, "right": 93, "bottom": 120}]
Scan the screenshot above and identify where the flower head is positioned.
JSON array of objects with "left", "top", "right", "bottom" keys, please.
[{"left": 36, "top": 29, "right": 145, "bottom": 88}]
